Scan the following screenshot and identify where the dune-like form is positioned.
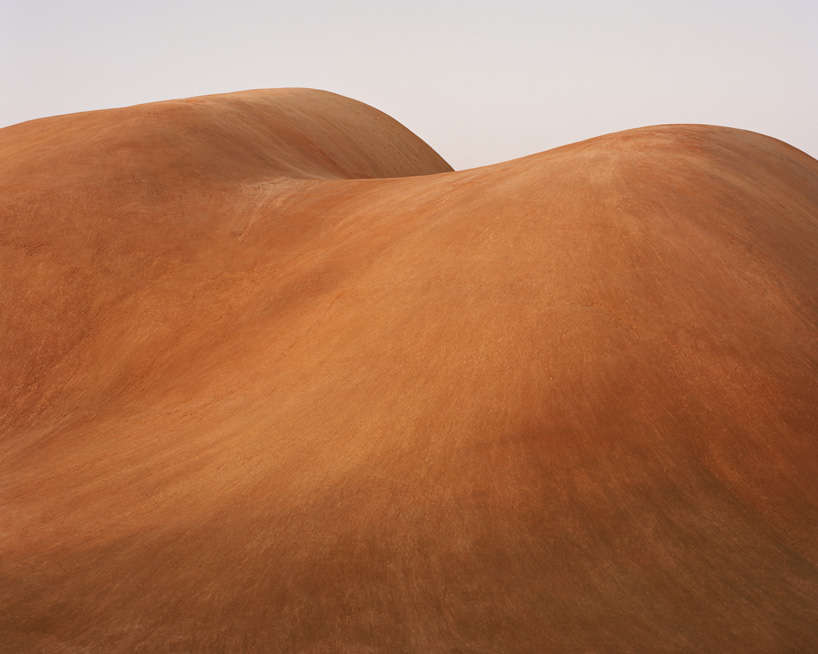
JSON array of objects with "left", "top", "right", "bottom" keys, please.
[{"left": 2, "top": 88, "right": 818, "bottom": 652}]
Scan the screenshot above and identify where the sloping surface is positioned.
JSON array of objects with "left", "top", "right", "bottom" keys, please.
[{"left": 1, "top": 89, "right": 817, "bottom": 653}]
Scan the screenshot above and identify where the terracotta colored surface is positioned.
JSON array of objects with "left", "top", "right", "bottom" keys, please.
[{"left": 2, "top": 89, "right": 818, "bottom": 653}]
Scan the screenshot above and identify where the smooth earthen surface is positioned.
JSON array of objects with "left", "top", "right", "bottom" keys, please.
[{"left": 2, "top": 88, "right": 818, "bottom": 652}]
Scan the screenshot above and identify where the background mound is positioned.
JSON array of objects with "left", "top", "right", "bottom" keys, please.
[{"left": 0, "top": 88, "right": 453, "bottom": 184}]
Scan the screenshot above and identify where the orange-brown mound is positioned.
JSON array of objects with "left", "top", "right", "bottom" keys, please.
[
  {"left": 0, "top": 88, "right": 452, "bottom": 184},
  {"left": 1, "top": 91, "right": 817, "bottom": 653}
]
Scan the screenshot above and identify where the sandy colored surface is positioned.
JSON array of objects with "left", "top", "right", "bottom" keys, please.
[{"left": 1, "top": 88, "right": 818, "bottom": 652}]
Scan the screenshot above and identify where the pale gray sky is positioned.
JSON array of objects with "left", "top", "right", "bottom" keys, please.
[{"left": 2, "top": 0, "right": 816, "bottom": 170}]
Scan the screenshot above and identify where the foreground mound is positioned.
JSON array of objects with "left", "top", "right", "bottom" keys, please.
[{"left": 1, "top": 90, "right": 817, "bottom": 653}]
